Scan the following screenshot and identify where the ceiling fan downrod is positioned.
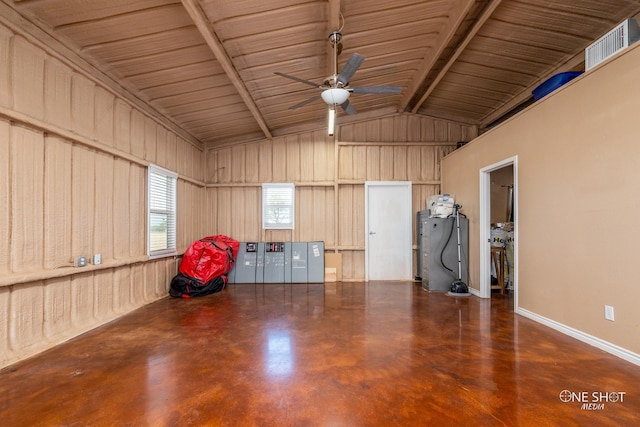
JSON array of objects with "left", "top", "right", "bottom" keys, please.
[{"left": 328, "top": 31, "right": 342, "bottom": 84}]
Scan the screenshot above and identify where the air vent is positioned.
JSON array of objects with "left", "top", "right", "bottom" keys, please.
[{"left": 585, "top": 18, "right": 640, "bottom": 70}]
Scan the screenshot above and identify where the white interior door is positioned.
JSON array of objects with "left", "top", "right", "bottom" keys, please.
[{"left": 365, "top": 181, "right": 412, "bottom": 281}]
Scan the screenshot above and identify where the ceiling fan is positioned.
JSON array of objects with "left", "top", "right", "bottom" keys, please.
[{"left": 275, "top": 31, "right": 402, "bottom": 117}]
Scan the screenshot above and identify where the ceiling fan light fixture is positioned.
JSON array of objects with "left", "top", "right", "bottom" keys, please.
[{"left": 321, "top": 88, "right": 350, "bottom": 105}]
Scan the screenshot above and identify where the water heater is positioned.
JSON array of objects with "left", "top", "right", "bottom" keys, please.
[{"left": 416, "top": 210, "right": 469, "bottom": 292}]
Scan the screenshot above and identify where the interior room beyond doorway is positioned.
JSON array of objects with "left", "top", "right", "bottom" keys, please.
[{"left": 490, "top": 165, "right": 514, "bottom": 297}]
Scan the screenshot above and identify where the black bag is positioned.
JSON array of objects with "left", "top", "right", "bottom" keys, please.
[{"left": 169, "top": 272, "right": 227, "bottom": 298}]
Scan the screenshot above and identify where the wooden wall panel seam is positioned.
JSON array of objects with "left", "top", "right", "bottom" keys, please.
[
  {"left": 179, "top": 174, "right": 206, "bottom": 187},
  {"left": 338, "top": 141, "right": 457, "bottom": 146},
  {"left": 0, "top": 256, "right": 149, "bottom": 288},
  {"left": 0, "top": 105, "right": 206, "bottom": 188},
  {"left": 205, "top": 182, "right": 335, "bottom": 188},
  {"left": 1, "top": 104, "right": 148, "bottom": 166}
]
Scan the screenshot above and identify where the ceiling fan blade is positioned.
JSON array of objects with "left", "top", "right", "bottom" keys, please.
[
  {"left": 274, "top": 72, "right": 320, "bottom": 88},
  {"left": 340, "top": 99, "right": 357, "bottom": 115},
  {"left": 351, "top": 86, "right": 402, "bottom": 94},
  {"left": 289, "top": 95, "right": 322, "bottom": 110},
  {"left": 337, "top": 53, "right": 365, "bottom": 85}
]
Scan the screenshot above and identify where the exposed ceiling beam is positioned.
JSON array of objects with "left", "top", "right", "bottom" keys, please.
[
  {"left": 400, "top": 0, "right": 476, "bottom": 112},
  {"left": 479, "top": 53, "right": 585, "bottom": 128},
  {"left": 411, "top": 0, "right": 502, "bottom": 114},
  {"left": 181, "top": 0, "right": 273, "bottom": 139}
]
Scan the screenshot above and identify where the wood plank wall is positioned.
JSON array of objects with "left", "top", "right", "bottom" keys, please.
[
  {"left": 0, "top": 25, "right": 205, "bottom": 368},
  {"left": 205, "top": 116, "right": 478, "bottom": 280}
]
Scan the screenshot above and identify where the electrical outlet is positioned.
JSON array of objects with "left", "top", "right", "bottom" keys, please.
[
  {"left": 92, "top": 254, "right": 102, "bottom": 265},
  {"left": 604, "top": 305, "right": 615, "bottom": 321},
  {"left": 77, "top": 256, "right": 87, "bottom": 267}
]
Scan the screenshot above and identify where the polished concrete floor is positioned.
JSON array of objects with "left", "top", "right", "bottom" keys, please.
[{"left": 1, "top": 282, "right": 639, "bottom": 426}]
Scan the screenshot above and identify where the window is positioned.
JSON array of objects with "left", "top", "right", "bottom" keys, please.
[
  {"left": 148, "top": 165, "right": 177, "bottom": 258},
  {"left": 262, "top": 183, "right": 295, "bottom": 229}
]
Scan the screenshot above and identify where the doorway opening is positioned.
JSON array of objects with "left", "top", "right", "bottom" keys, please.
[{"left": 479, "top": 158, "right": 518, "bottom": 306}]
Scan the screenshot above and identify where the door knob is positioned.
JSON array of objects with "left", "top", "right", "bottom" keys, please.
[{"left": 369, "top": 231, "right": 376, "bottom": 235}]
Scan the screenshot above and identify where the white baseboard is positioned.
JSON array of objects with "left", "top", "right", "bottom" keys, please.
[{"left": 516, "top": 307, "right": 640, "bottom": 367}]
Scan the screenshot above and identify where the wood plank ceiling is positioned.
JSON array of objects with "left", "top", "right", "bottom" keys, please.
[{"left": 5, "top": 0, "right": 640, "bottom": 147}]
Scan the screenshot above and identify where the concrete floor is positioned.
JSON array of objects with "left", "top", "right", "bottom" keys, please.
[{"left": 1, "top": 282, "right": 639, "bottom": 426}]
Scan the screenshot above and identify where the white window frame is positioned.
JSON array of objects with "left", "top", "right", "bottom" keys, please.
[
  {"left": 147, "top": 164, "right": 177, "bottom": 258},
  {"left": 262, "top": 183, "right": 295, "bottom": 230}
]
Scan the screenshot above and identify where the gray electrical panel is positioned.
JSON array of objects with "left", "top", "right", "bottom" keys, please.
[
  {"left": 255, "top": 242, "right": 265, "bottom": 283},
  {"left": 291, "top": 241, "right": 324, "bottom": 283},
  {"left": 264, "top": 242, "right": 287, "bottom": 283},
  {"left": 307, "top": 242, "right": 324, "bottom": 283},
  {"left": 417, "top": 211, "right": 468, "bottom": 292},
  {"left": 231, "top": 242, "right": 258, "bottom": 283},
  {"left": 284, "top": 243, "right": 293, "bottom": 283},
  {"left": 228, "top": 241, "right": 324, "bottom": 283},
  {"left": 291, "top": 242, "right": 307, "bottom": 282}
]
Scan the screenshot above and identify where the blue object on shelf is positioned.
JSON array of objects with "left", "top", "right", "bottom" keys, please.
[{"left": 532, "top": 71, "right": 584, "bottom": 101}]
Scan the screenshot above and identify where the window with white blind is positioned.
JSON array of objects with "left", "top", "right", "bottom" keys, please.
[
  {"left": 262, "top": 183, "right": 295, "bottom": 229},
  {"left": 148, "top": 165, "right": 177, "bottom": 258}
]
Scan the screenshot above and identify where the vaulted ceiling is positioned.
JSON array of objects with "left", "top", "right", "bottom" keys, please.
[{"left": 5, "top": 0, "right": 640, "bottom": 146}]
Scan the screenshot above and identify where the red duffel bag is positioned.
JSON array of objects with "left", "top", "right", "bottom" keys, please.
[{"left": 179, "top": 235, "right": 239, "bottom": 284}]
